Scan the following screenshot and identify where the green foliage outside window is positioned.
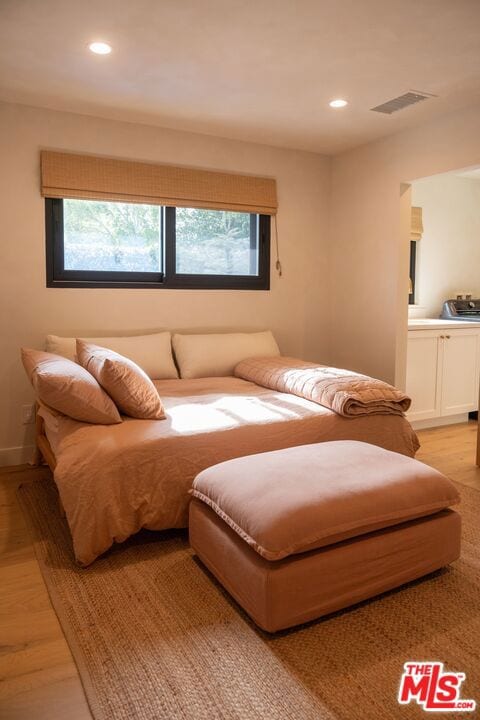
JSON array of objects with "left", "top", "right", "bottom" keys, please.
[
  {"left": 63, "top": 199, "right": 254, "bottom": 275},
  {"left": 176, "top": 208, "right": 253, "bottom": 275}
]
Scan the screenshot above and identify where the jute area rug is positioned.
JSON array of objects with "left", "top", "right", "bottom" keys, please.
[{"left": 18, "top": 473, "right": 480, "bottom": 720}]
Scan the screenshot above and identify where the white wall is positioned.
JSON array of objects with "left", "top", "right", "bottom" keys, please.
[
  {"left": 0, "top": 101, "right": 331, "bottom": 463},
  {"left": 329, "top": 102, "right": 480, "bottom": 389},
  {"left": 412, "top": 174, "right": 480, "bottom": 317}
]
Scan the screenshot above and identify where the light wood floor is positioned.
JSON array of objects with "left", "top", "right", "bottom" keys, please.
[{"left": 1, "top": 422, "right": 479, "bottom": 719}]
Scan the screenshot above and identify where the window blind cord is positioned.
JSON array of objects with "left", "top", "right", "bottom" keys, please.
[{"left": 273, "top": 214, "right": 282, "bottom": 277}]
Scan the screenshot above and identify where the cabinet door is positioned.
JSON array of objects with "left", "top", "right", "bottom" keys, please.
[
  {"left": 406, "top": 332, "right": 441, "bottom": 421},
  {"left": 441, "top": 330, "right": 479, "bottom": 415}
]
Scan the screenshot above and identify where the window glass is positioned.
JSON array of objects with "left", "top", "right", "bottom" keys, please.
[
  {"left": 63, "top": 199, "right": 162, "bottom": 272},
  {"left": 175, "top": 208, "right": 257, "bottom": 276}
]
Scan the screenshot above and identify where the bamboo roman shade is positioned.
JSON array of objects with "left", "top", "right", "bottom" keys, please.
[
  {"left": 411, "top": 206, "right": 423, "bottom": 240},
  {"left": 40, "top": 151, "right": 278, "bottom": 215}
]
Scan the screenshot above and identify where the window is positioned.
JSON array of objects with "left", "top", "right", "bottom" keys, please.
[
  {"left": 409, "top": 240, "right": 417, "bottom": 304},
  {"left": 45, "top": 198, "right": 270, "bottom": 290},
  {"left": 409, "top": 206, "right": 422, "bottom": 304}
]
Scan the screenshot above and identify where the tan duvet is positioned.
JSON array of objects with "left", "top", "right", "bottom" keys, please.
[{"left": 48, "top": 377, "right": 419, "bottom": 566}]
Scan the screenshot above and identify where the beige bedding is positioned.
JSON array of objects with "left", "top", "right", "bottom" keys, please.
[
  {"left": 48, "top": 377, "right": 419, "bottom": 566},
  {"left": 235, "top": 356, "right": 411, "bottom": 416}
]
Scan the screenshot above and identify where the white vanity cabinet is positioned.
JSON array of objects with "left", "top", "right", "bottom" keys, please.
[{"left": 406, "top": 324, "right": 480, "bottom": 424}]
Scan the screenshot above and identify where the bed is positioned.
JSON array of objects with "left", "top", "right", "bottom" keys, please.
[{"left": 35, "top": 375, "right": 419, "bottom": 566}]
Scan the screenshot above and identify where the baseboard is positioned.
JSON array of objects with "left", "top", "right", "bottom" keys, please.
[
  {"left": 411, "top": 414, "right": 470, "bottom": 431},
  {"left": 0, "top": 445, "right": 35, "bottom": 467}
]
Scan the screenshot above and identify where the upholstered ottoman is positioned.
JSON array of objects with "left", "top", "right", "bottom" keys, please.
[{"left": 189, "top": 441, "right": 461, "bottom": 632}]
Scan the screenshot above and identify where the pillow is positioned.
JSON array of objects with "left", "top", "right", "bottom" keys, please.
[
  {"left": 45, "top": 331, "right": 178, "bottom": 380},
  {"left": 77, "top": 340, "right": 165, "bottom": 420},
  {"left": 192, "top": 441, "right": 460, "bottom": 561},
  {"left": 21, "top": 348, "right": 121, "bottom": 425},
  {"left": 172, "top": 331, "right": 280, "bottom": 379}
]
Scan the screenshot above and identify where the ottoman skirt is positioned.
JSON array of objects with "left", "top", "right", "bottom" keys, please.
[{"left": 190, "top": 498, "right": 461, "bottom": 633}]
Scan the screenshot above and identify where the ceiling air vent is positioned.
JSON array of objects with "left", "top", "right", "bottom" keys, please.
[{"left": 370, "top": 90, "right": 435, "bottom": 115}]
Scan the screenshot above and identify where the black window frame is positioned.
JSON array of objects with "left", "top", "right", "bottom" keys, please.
[
  {"left": 45, "top": 199, "right": 270, "bottom": 290},
  {"left": 409, "top": 240, "right": 417, "bottom": 304}
]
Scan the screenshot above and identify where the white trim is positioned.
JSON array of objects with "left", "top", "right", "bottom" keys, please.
[
  {"left": 410, "top": 413, "right": 469, "bottom": 431},
  {"left": 0, "top": 445, "right": 35, "bottom": 467}
]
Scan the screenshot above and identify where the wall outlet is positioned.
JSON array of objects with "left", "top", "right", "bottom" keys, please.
[{"left": 21, "top": 404, "right": 35, "bottom": 425}]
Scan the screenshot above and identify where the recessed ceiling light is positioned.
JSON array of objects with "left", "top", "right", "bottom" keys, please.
[
  {"left": 89, "top": 42, "right": 112, "bottom": 55},
  {"left": 329, "top": 99, "right": 348, "bottom": 108}
]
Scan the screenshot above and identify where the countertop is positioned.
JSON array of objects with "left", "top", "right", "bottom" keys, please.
[{"left": 408, "top": 318, "right": 480, "bottom": 330}]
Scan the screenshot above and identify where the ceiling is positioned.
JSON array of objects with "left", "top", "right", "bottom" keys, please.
[{"left": 1, "top": 0, "right": 480, "bottom": 155}]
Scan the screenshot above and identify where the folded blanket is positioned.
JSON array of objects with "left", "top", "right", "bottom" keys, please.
[{"left": 235, "top": 356, "right": 411, "bottom": 417}]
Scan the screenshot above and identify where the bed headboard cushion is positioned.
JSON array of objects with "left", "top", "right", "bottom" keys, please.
[
  {"left": 21, "top": 348, "right": 122, "bottom": 425},
  {"left": 172, "top": 331, "right": 280, "bottom": 379},
  {"left": 45, "top": 332, "right": 178, "bottom": 380}
]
